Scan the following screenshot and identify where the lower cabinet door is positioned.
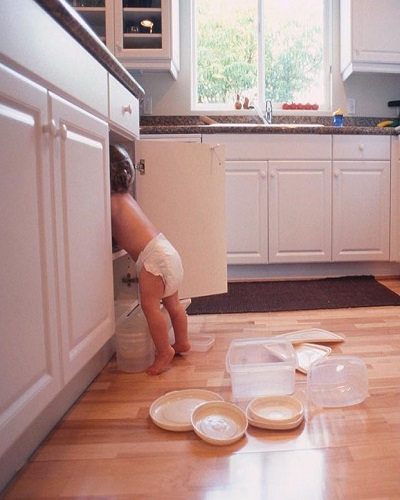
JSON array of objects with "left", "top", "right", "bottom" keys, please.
[
  {"left": 135, "top": 140, "right": 227, "bottom": 298},
  {"left": 269, "top": 161, "right": 332, "bottom": 263},
  {"left": 51, "top": 92, "right": 115, "bottom": 383},
  {"left": 0, "top": 64, "right": 61, "bottom": 462},
  {"left": 333, "top": 161, "right": 390, "bottom": 261}
]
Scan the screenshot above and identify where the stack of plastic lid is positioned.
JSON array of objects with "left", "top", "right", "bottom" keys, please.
[{"left": 246, "top": 395, "right": 304, "bottom": 430}]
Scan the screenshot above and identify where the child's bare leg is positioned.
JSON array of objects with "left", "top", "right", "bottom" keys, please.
[
  {"left": 163, "top": 293, "right": 190, "bottom": 354},
  {"left": 139, "top": 269, "right": 174, "bottom": 375}
]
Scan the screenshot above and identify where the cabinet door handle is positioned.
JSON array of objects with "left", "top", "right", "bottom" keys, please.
[
  {"left": 270, "top": 170, "right": 276, "bottom": 178},
  {"left": 334, "top": 170, "right": 340, "bottom": 178},
  {"left": 123, "top": 104, "right": 133, "bottom": 114},
  {"left": 42, "top": 119, "right": 58, "bottom": 137},
  {"left": 43, "top": 120, "right": 68, "bottom": 140},
  {"left": 260, "top": 170, "right": 266, "bottom": 178}
]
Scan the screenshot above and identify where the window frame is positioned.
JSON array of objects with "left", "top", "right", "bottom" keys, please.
[{"left": 191, "top": 0, "right": 332, "bottom": 113}]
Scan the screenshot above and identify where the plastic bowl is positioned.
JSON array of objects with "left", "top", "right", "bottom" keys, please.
[{"left": 307, "top": 356, "right": 368, "bottom": 407}]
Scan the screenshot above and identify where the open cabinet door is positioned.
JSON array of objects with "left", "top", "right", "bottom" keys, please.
[{"left": 135, "top": 140, "right": 227, "bottom": 299}]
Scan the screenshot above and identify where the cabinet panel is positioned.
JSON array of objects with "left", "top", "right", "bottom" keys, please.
[
  {"left": 135, "top": 140, "right": 227, "bottom": 298},
  {"left": 203, "top": 134, "right": 331, "bottom": 161},
  {"left": 333, "top": 161, "right": 390, "bottom": 261},
  {"left": 333, "top": 135, "right": 390, "bottom": 160},
  {"left": 340, "top": 0, "right": 400, "bottom": 79},
  {"left": 114, "top": 0, "right": 180, "bottom": 78},
  {"left": 0, "top": 64, "right": 61, "bottom": 460},
  {"left": 51, "top": 93, "right": 114, "bottom": 383},
  {"left": 0, "top": 0, "right": 109, "bottom": 117},
  {"left": 269, "top": 161, "right": 331, "bottom": 263},
  {"left": 225, "top": 162, "right": 268, "bottom": 264},
  {"left": 108, "top": 74, "right": 139, "bottom": 138}
]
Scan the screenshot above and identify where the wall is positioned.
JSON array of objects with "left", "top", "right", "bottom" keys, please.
[{"left": 135, "top": 0, "right": 400, "bottom": 118}]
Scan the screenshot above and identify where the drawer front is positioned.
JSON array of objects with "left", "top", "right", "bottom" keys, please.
[
  {"left": 333, "top": 135, "right": 390, "bottom": 160},
  {"left": 202, "top": 134, "right": 331, "bottom": 160},
  {"left": 109, "top": 75, "right": 139, "bottom": 138},
  {"left": 0, "top": 0, "right": 108, "bottom": 118}
]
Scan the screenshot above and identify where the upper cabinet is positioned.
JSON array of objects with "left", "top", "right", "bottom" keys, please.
[
  {"left": 71, "top": 0, "right": 180, "bottom": 79},
  {"left": 340, "top": 0, "right": 400, "bottom": 80}
]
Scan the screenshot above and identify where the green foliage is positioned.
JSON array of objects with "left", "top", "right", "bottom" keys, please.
[{"left": 196, "top": 7, "right": 323, "bottom": 105}]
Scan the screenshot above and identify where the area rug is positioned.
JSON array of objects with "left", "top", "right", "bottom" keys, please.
[{"left": 186, "top": 276, "right": 400, "bottom": 315}]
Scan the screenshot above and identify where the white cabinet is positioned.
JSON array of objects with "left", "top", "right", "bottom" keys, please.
[
  {"left": 73, "top": 0, "right": 180, "bottom": 79},
  {"left": 390, "top": 136, "right": 400, "bottom": 261},
  {"left": 0, "top": 63, "right": 62, "bottom": 470},
  {"left": 0, "top": 62, "right": 115, "bottom": 477},
  {"left": 340, "top": 0, "right": 400, "bottom": 80},
  {"left": 134, "top": 140, "right": 227, "bottom": 299},
  {"left": 225, "top": 162, "right": 268, "bottom": 264},
  {"left": 50, "top": 92, "right": 114, "bottom": 384},
  {"left": 332, "top": 135, "right": 391, "bottom": 261},
  {"left": 269, "top": 161, "right": 331, "bottom": 263},
  {"left": 203, "top": 134, "right": 332, "bottom": 265}
]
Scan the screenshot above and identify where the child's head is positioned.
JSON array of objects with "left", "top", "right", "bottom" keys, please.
[{"left": 109, "top": 145, "right": 135, "bottom": 193}]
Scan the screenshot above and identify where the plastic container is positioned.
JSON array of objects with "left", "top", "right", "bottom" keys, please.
[
  {"left": 307, "top": 356, "right": 368, "bottom": 407},
  {"left": 115, "top": 309, "right": 155, "bottom": 373},
  {"left": 332, "top": 107, "right": 344, "bottom": 127},
  {"left": 225, "top": 338, "right": 297, "bottom": 401}
]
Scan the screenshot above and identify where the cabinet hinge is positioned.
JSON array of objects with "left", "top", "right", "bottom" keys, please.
[
  {"left": 135, "top": 159, "right": 145, "bottom": 175},
  {"left": 122, "top": 273, "right": 138, "bottom": 286}
]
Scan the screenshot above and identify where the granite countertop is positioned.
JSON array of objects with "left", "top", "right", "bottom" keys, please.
[
  {"left": 140, "top": 116, "right": 399, "bottom": 136},
  {"left": 35, "top": 0, "right": 144, "bottom": 99}
]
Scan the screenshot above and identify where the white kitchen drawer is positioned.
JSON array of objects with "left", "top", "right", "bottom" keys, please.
[
  {"left": 0, "top": 0, "right": 108, "bottom": 119},
  {"left": 333, "top": 135, "right": 390, "bottom": 160},
  {"left": 108, "top": 74, "right": 139, "bottom": 138},
  {"left": 202, "top": 134, "right": 331, "bottom": 160}
]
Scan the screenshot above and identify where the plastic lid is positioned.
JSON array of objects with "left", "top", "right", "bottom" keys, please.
[{"left": 191, "top": 401, "right": 247, "bottom": 445}]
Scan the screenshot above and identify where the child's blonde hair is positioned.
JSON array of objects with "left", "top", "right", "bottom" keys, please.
[{"left": 110, "top": 145, "right": 135, "bottom": 193}]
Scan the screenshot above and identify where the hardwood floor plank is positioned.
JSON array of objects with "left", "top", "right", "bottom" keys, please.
[{"left": 2, "top": 279, "right": 400, "bottom": 499}]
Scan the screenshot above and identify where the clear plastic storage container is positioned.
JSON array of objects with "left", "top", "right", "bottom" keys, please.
[
  {"left": 225, "top": 338, "right": 297, "bottom": 401},
  {"left": 115, "top": 309, "right": 155, "bottom": 373},
  {"left": 307, "top": 356, "right": 368, "bottom": 407}
]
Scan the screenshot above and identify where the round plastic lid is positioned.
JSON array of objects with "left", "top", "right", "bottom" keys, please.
[
  {"left": 246, "top": 396, "right": 304, "bottom": 430},
  {"left": 191, "top": 401, "right": 248, "bottom": 445},
  {"left": 150, "top": 389, "right": 224, "bottom": 432}
]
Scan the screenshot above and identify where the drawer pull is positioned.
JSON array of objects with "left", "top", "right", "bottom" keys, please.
[
  {"left": 358, "top": 143, "right": 365, "bottom": 151},
  {"left": 123, "top": 104, "right": 133, "bottom": 115}
]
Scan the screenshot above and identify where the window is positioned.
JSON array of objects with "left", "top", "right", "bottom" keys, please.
[{"left": 192, "top": 0, "right": 331, "bottom": 111}]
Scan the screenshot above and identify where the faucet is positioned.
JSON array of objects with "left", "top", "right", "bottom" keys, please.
[
  {"left": 254, "top": 99, "right": 273, "bottom": 124},
  {"left": 265, "top": 99, "right": 272, "bottom": 124}
]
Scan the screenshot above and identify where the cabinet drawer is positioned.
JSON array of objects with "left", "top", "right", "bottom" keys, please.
[
  {"left": 203, "top": 134, "right": 331, "bottom": 160},
  {"left": 333, "top": 135, "right": 390, "bottom": 160},
  {"left": 108, "top": 74, "right": 139, "bottom": 138}
]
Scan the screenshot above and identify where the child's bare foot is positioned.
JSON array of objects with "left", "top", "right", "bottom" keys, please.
[
  {"left": 146, "top": 345, "right": 175, "bottom": 375},
  {"left": 172, "top": 341, "right": 191, "bottom": 355}
]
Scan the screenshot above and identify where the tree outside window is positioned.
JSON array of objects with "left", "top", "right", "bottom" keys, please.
[{"left": 193, "top": 0, "right": 330, "bottom": 110}]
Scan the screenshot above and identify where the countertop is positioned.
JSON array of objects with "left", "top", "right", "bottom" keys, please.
[
  {"left": 35, "top": 0, "right": 144, "bottom": 99},
  {"left": 140, "top": 116, "right": 399, "bottom": 136}
]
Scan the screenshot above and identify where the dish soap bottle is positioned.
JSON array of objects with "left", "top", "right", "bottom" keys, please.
[{"left": 333, "top": 107, "right": 343, "bottom": 127}]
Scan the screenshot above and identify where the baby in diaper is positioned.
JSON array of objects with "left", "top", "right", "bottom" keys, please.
[{"left": 110, "top": 145, "right": 190, "bottom": 375}]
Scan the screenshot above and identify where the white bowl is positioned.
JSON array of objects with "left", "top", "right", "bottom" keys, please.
[{"left": 191, "top": 401, "right": 248, "bottom": 445}]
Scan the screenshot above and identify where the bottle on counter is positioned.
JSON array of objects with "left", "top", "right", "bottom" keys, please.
[{"left": 333, "top": 107, "right": 344, "bottom": 127}]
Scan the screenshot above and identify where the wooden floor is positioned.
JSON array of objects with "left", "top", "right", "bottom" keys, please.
[{"left": 3, "top": 279, "right": 400, "bottom": 499}]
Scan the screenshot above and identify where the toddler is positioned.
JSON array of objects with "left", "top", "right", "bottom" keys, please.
[{"left": 110, "top": 145, "right": 190, "bottom": 375}]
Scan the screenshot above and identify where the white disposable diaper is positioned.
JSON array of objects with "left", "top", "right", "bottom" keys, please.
[{"left": 136, "top": 233, "right": 183, "bottom": 297}]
